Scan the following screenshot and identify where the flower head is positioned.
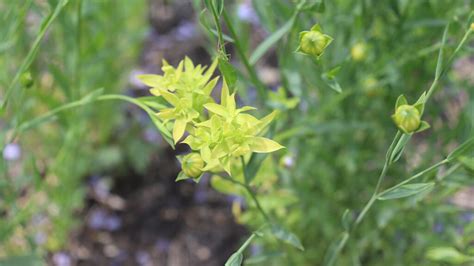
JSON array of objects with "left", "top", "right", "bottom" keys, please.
[
  {"left": 391, "top": 95, "right": 430, "bottom": 134},
  {"left": 137, "top": 57, "right": 284, "bottom": 180},
  {"left": 181, "top": 153, "right": 205, "bottom": 178},
  {"left": 297, "top": 24, "right": 333, "bottom": 59},
  {"left": 137, "top": 57, "right": 219, "bottom": 143},
  {"left": 184, "top": 82, "right": 283, "bottom": 175}
]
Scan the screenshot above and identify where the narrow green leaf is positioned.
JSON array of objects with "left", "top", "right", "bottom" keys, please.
[
  {"left": 213, "top": 0, "right": 224, "bottom": 15},
  {"left": 271, "top": 225, "right": 304, "bottom": 251},
  {"left": 458, "top": 156, "right": 474, "bottom": 172},
  {"left": 249, "top": 15, "right": 296, "bottom": 65},
  {"left": 377, "top": 183, "right": 435, "bottom": 200},
  {"left": 245, "top": 153, "right": 267, "bottom": 184},
  {"left": 395, "top": 95, "right": 407, "bottom": 109},
  {"left": 321, "top": 68, "right": 343, "bottom": 93},
  {"left": 1, "top": 0, "right": 70, "bottom": 109},
  {"left": 341, "top": 209, "right": 351, "bottom": 231},
  {"left": 435, "top": 24, "right": 449, "bottom": 80},
  {"left": 225, "top": 253, "right": 243, "bottom": 266},
  {"left": 245, "top": 252, "right": 285, "bottom": 264},
  {"left": 389, "top": 133, "right": 411, "bottom": 164},
  {"left": 175, "top": 172, "right": 190, "bottom": 182},
  {"left": 447, "top": 137, "right": 474, "bottom": 162},
  {"left": 210, "top": 29, "right": 234, "bottom": 42},
  {"left": 136, "top": 96, "right": 168, "bottom": 110},
  {"left": 218, "top": 58, "right": 237, "bottom": 91}
]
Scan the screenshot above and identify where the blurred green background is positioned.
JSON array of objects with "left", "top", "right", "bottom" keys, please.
[{"left": 1, "top": 0, "right": 473, "bottom": 265}]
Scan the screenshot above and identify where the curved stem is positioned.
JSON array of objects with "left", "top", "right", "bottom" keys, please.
[{"left": 220, "top": 174, "right": 271, "bottom": 224}]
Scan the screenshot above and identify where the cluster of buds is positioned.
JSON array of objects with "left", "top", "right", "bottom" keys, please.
[
  {"left": 391, "top": 95, "right": 430, "bottom": 134},
  {"left": 138, "top": 58, "right": 284, "bottom": 181}
]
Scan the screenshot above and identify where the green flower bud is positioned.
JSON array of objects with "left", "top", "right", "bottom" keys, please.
[
  {"left": 20, "top": 72, "right": 34, "bottom": 89},
  {"left": 392, "top": 105, "right": 421, "bottom": 133},
  {"left": 297, "top": 24, "right": 333, "bottom": 58},
  {"left": 181, "top": 153, "right": 204, "bottom": 178}
]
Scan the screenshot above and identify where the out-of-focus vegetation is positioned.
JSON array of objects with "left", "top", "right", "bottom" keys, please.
[
  {"left": 0, "top": 0, "right": 473, "bottom": 265},
  {"left": 0, "top": 0, "right": 147, "bottom": 262},
  {"left": 195, "top": 0, "right": 474, "bottom": 265}
]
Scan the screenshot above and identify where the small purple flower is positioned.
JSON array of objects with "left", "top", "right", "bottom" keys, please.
[
  {"left": 460, "top": 212, "right": 474, "bottom": 223},
  {"left": 433, "top": 222, "right": 444, "bottom": 233},
  {"left": 52, "top": 252, "right": 71, "bottom": 266},
  {"left": 135, "top": 250, "right": 151, "bottom": 266},
  {"left": 3, "top": 143, "right": 21, "bottom": 161},
  {"left": 237, "top": 2, "right": 259, "bottom": 24},
  {"left": 143, "top": 127, "right": 161, "bottom": 143},
  {"left": 129, "top": 69, "right": 148, "bottom": 89},
  {"left": 155, "top": 238, "right": 170, "bottom": 252},
  {"left": 175, "top": 22, "right": 196, "bottom": 41},
  {"left": 34, "top": 232, "right": 47, "bottom": 245},
  {"left": 250, "top": 243, "right": 263, "bottom": 256},
  {"left": 87, "top": 208, "right": 121, "bottom": 231}
]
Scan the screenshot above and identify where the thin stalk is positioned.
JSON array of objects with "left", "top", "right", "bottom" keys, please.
[
  {"left": 325, "top": 24, "right": 472, "bottom": 266},
  {"left": 221, "top": 174, "right": 271, "bottom": 224},
  {"left": 74, "top": 0, "right": 83, "bottom": 99},
  {"left": 379, "top": 159, "right": 448, "bottom": 195},
  {"left": 221, "top": 9, "right": 268, "bottom": 103},
  {"left": 426, "top": 27, "right": 472, "bottom": 99},
  {"left": 209, "top": 3, "right": 225, "bottom": 55}
]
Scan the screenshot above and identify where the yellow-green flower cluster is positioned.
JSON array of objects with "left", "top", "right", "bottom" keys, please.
[{"left": 138, "top": 57, "right": 284, "bottom": 180}]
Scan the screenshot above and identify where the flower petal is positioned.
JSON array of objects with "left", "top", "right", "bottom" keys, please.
[
  {"left": 173, "top": 119, "right": 187, "bottom": 143},
  {"left": 204, "top": 103, "right": 228, "bottom": 117},
  {"left": 249, "top": 137, "right": 285, "bottom": 153}
]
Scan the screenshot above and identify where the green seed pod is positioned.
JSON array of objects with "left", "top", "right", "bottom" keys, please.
[
  {"left": 181, "top": 153, "right": 204, "bottom": 178},
  {"left": 297, "top": 24, "right": 333, "bottom": 58},
  {"left": 20, "top": 72, "right": 34, "bottom": 89},
  {"left": 392, "top": 104, "right": 421, "bottom": 133}
]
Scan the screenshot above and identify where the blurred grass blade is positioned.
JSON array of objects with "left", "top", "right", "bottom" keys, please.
[
  {"left": 249, "top": 15, "right": 296, "bottom": 65},
  {"left": 447, "top": 137, "right": 474, "bottom": 162},
  {"left": 435, "top": 24, "right": 449, "bottom": 80},
  {"left": 17, "top": 88, "right": 104, "bottom": 133},
  {"left": 1, "top": 0, "right": 70, "bottom": 110}
]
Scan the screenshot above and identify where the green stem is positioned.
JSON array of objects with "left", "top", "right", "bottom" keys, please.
[
  {"left": 221, "top": 174, "right": 271, "bottom": 224},
  {"left": 426, "top": 27, "right": 472, "bottom": 100},
  {"left": 379, "top": 159, "right": 448, "bottom": 195},
  {"left": 1, "top": 0, "right": 68, "bottom": 110},
  {"left": 73, "top": 0, "right": 83, "bottom": 99},
  {"left": 221, "top": 9, "right": 268, "bottom": 103},
  {"left": 209, "top": 2, "right": 225, "bottom": 55}
]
